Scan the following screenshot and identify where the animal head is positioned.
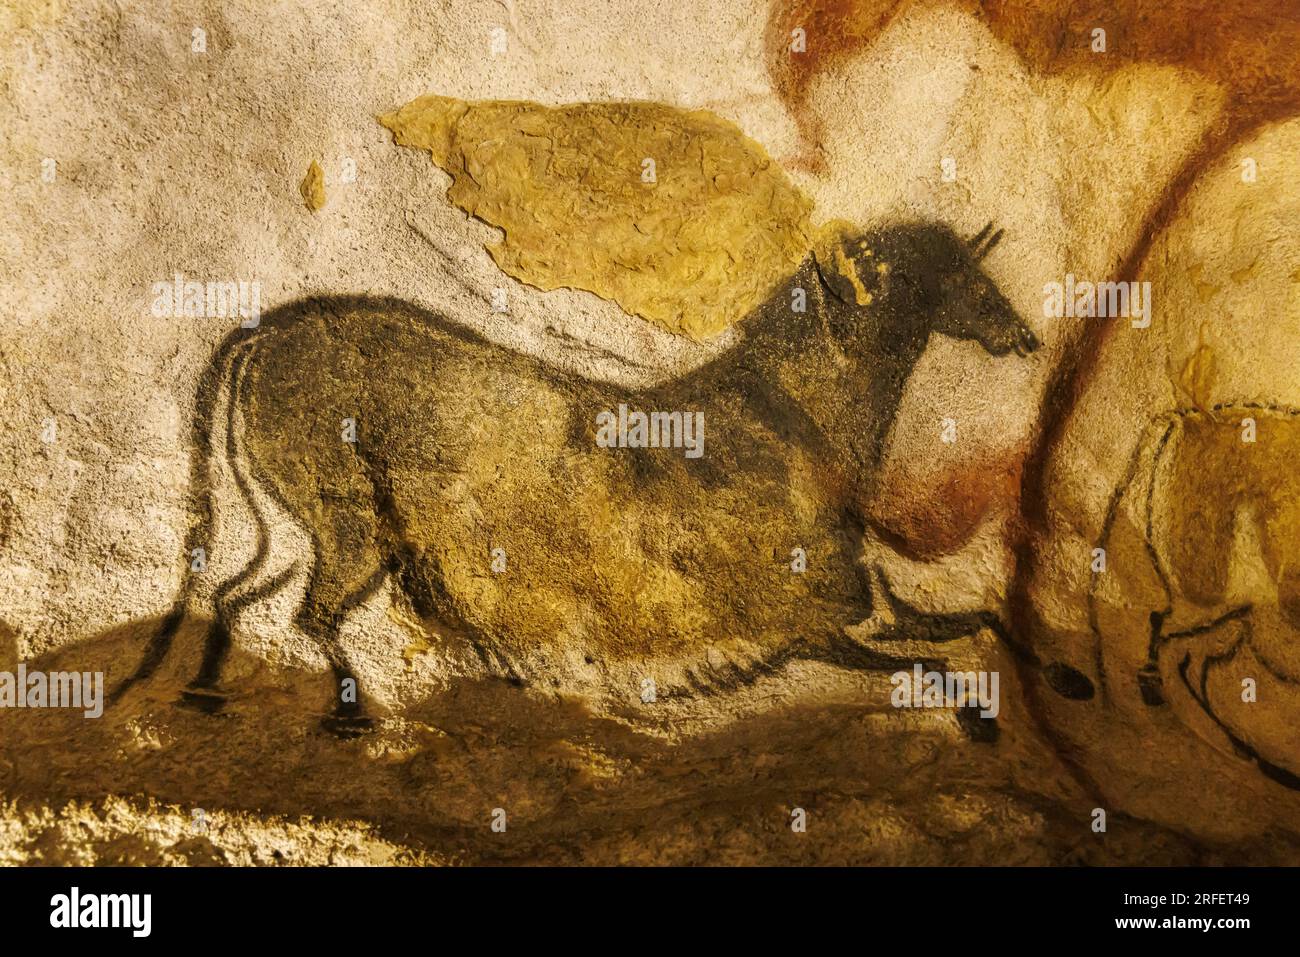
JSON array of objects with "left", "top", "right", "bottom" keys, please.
[
  {"left": 814, "top": 221, "right": 1040, "bottom": 359},
  {"left": 928, "top": 223, "right": 1039, "bottom": 356}
]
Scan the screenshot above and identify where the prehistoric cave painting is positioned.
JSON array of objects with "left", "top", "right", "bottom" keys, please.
[
  {"left": 114, "top": 216, "right": 1037, "bottom": 735},
  {"left": 758, "top": 0, "right": 1300, "bottom": 631},
  {"left": 755, "top": 0, "right": 1300, "bottom": 825},
  {"left": 1088, "top": 404, "right": 1300, "bottom": 789}
]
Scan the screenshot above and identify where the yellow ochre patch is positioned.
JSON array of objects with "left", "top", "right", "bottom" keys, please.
[
  {"left": 300, "top": 159, "right": 326, "bottom": 211},
  {"left": 380, "top": 94, "right": 845, "bottom": 340}
]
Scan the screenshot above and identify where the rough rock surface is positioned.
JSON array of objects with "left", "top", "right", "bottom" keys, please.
[
  {"left": 2, "top": 0, "right": 1298, "bottom": 864},
  {"left": 1024, "top": 116, "right": 1300, "bottom": 843}
]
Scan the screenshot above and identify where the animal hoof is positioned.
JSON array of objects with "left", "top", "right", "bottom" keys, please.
[
  {"left": 321, "top": 713, "right": 375, "bottom": 739},
  {"left": 177, "top": 687, "right": 229, "bottom": 714}
]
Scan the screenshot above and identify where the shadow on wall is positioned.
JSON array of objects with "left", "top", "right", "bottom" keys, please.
[{"left": 0, "top": 614, "right": 1287, "bottom": 864}]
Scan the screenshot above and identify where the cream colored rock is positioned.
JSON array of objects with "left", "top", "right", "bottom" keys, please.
[{"left": 1026, "top": 116, "right": 1300, "bottom": 841}]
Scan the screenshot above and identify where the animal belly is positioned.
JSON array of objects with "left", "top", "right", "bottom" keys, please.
[{"left": 392, "top": 430, "right": 863, "bottom": 670}]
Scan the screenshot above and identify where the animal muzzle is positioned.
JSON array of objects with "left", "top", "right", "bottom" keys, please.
[{"left": 1010, "top": 323, "right": 1040, "bottom": 357}]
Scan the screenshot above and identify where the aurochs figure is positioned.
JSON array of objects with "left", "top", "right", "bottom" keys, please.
[
  {"left": 118, "top": 221, "right": 1039, "bottom": 735},
  {"left": 1088, "top": 405, "right": 1300, "bottom": 788}
]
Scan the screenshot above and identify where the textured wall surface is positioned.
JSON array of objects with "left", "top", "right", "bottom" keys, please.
[{"left": 1, "top": 0, "right": 1297, "bottom": 865}]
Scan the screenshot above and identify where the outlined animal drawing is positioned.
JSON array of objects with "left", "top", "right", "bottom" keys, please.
[
  {"left": 1090, "top": 403, "right": 1300, "bottom": 788},
  {"left": 115, "top": 221, "right": 1039, "bottom": 736}
]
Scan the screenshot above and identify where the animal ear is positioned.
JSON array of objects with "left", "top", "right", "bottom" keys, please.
[{"left": 969, "top": 222, "right": 1005, "bottom": 261}]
